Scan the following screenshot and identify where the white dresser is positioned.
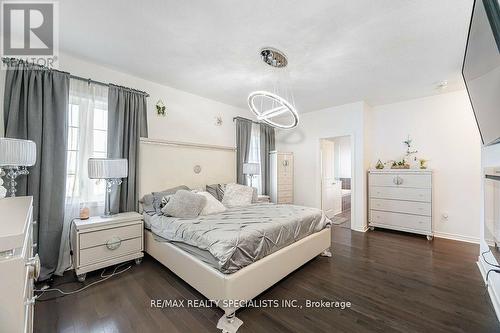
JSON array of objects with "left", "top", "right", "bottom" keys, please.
[
  {"left": 270, "top": 151, "right": 294, "bottom": 204},
  {"left": 0, "top": 196, "right": 38, "bottom": 333},
  {"left": 368, "top": 169, "right": 433, "bottom": 240},
  {"left": 72, "top": 212, "right": 144, "bottom": 281}
]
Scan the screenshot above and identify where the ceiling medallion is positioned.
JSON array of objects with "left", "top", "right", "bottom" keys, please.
[
  {"left": 260, "top": 47, "right": 288, "bottom": 68},
  {"left": 249, "top": 48, "right": 299, "bottom": 129}
]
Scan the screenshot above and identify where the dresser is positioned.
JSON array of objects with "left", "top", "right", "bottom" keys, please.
[
  {"left": 368, "top": 169, "right": 433, "bottom": 240},
  {"left": 0, "top": 196, "right": 37, "bottom": 333},
  {"left": 270, "top": 151, "right": 294, "bottom": 204},
  {"left": 71, "top": 212, "right": 144, "bottom": 281}
]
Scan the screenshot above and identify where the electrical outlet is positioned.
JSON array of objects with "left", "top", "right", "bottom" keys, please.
[{"left": 441, "top": 213, "right": 449, "bottom": 221}]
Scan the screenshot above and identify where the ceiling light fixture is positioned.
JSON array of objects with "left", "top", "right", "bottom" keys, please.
[{"left": 248, "top": 47, "right": 299, "bottom": 130}]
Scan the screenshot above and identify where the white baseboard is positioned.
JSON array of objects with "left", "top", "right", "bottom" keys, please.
[
  {"left": 351, "top": 225, "right": 368, "bottom": 233},
  {"left": 477, "top": 258, "right": 500, "bottom": 322},
  {"left": 433, "top": 231, "right": 480, "bottom": 244}
]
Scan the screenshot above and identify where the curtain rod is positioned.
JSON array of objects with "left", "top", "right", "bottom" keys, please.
[
  {"left": 233, "top": 116, "right": 261, "bottom": 125},
  {"left": 69, "top": 75, "right": 150, "bottom": 97},
  {"left": 2, "top": 57, "right": 150, "bottom": 97}
]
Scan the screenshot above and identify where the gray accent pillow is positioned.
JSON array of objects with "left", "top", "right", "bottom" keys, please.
[
  {"left": 140, "top": 185, "right": 191, "bottom": 215},
  {"left": 206, "top": 183, "right": 226, "bottom": 201},
  {"left": 161, "top": 190, "right": 207, "bottom": 218}
]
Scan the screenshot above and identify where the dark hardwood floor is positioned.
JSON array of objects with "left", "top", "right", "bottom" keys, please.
[{"left": 35, "top": 227, "right": 500, "bottom": 333}]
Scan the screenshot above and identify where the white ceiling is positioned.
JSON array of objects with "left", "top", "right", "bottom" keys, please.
[{"left": 60, "top": 0, "right": 473, "bottom": 112}]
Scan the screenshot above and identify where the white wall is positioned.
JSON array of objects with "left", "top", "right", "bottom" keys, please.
[
  {"left": 369, "top": 90, "right": 482, "bottom": 242},
  {"left": 276, "top": 101, "right": 369, "bottom": 232},
  {"left": 0, "top": 53, "right": 253, "bottom": 145}
]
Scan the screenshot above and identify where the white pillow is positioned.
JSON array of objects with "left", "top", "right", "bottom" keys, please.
[
  {"left": 197, "top": 191, "right": 227, "bottom": 215},
  {"left": 222, "top": 183, "right": 254, "bottom": 207}
]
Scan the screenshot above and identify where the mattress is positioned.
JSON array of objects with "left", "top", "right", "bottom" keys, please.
[{"left": 144, "top": 203, "right": 331, "bottom": 274}]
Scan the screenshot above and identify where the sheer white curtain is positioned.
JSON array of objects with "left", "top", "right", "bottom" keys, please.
[
  {"left": 247, "top": 123, "right": 262, "bottom": 194},
  {"left": 55, "top": 79, "right": 108, "bottom": 275}
]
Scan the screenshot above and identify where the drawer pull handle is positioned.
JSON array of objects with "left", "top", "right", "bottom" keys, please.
[
  {"left": 106, "top": 237, "right": 122, "bottom": 250},
  {"left": 26, "top": 254, "right": 40, "bottom": 280}
]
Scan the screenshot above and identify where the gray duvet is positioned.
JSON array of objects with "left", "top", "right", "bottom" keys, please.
[{"left": 147, "top": 203, "right": 331, "bottom": 274}]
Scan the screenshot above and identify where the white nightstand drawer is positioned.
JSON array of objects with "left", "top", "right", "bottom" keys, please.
[
  {"left": 370, "top": 210, "right": 431, "bottom": 232},
  {"left": 370, "top": 198, "right": 431, "bottom": 216},
  {"left": 369, "top": 186, "right": 431, "bottom": 202},
  {"left": 79, "top": 223, "right": 142, "bottom": 249},
  {"left": 79, "top": 237, "right": 142, "bottom": 267},
  {"left": 370, "top": 173, "right": 431, "bottom": 188}
]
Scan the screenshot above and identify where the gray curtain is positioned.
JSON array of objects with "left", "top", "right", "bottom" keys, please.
[
  {"left": 107, "top": 84, "right": 148, "bottom": 213},
  {"left": 3, "top": 60, "right": 69, "bottom": 280},
  {"left": 260, "top": 124, "right": 275, "bottom": 195},
  {"left": 235, "top": 118, "right": 252, "bottom": 185}
]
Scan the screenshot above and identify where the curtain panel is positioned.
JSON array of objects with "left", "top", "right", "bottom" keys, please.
[
  {"left": 235, "top": 118, "right": 252, "bottom": 185},
  {"left": 107, "top": 84, "right": 148, "bottom": 213},
  {"left": 3, "top": 60, "right": 70, "bottom": 280},
  {"left": 260, "top": 124, "right": 275, "bottom": 195}
]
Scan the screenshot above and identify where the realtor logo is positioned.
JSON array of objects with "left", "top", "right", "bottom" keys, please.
[{"left": 1, "top": 1, "right": 59, "bottom": 67}]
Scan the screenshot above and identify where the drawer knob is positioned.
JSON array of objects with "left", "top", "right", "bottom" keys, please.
[
  {"left": 26, "top": 254, "right": 40, "bottom": 280},
  {"left": 106, "top": 237, "right": 122, "bottom": 250}
]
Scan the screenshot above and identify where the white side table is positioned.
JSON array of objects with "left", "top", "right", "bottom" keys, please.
[
  {"left": 257, "top": 195, "right": 271, "bottom": 203},
  {"left": 71, "top": 212, "right": 144, "bottom": 281}
]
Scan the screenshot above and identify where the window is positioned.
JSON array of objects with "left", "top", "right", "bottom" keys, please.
[
  {"left": 65, "top": 80, "right": 108, "bottom": 207},
  {"left": 247, "top": 123, "right": 262, "bottom": 194}
]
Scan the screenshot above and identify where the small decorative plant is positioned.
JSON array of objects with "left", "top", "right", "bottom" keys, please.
[
  {"left": 391, "top": 159, "right": 410, "bottom": 169},
  {"left": 375, "top": 159, "right": 384, "bottom": 169},
  {"left": 156, "top": 99, "right": 166, "bottom": 116},
  {"left": 419, "top": 159, "right": 428, "bottom": 169}
]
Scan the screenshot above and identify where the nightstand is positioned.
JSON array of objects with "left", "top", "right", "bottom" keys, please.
[
  {"left": 71, "top": 212, "right": 144, "bottom": 282},
  {"left": 257, "top": 195, "right": 271, "bottom": 203}
]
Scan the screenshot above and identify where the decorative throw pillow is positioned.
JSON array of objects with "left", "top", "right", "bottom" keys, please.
[
  {"left": 197, "top": 191, "right": 227, "bottom": 215},
  {"left": 151, "top": 185, "right": 191, "bottom": 214},
  {"left": 161, "top": 190, "right": 207, "bottom": 218},
  {"left": 222, "top": 183, "right": 254, "bottom": 207},
  {"left": 206, "top": 183, "right": 226, "bottom": 201}
]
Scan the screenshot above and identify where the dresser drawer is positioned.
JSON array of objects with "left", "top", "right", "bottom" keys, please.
[
  {"left": 369, "top": 186, "right": 431, "bottom": 202},
  {"left": 369, "top": 173, "right": 431, "bottom": 188},
  {"left": 370, "top": 198, "right": 431, "bottom": 216},
  {"left": 79, "top": 237, "right": 142, "bottom": 267},
  {"left": 278, "top": 194, "right": 293, "bottom": 204},
  {"left": 279, "top": 184, "right": 293, "bottom": 192},
  {"left": 370, "top": 210, "right": 431, "bottom": 232},
  {"left": 79, "top": 223, "right": 142, "bottom": 249},
  {"left": 278, "top": 175, "right": 293, "bottom": 185}
]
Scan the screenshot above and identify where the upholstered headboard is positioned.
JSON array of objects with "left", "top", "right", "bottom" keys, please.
[{"left": 138, "top": 138, "right": 236, "bottom": 198}]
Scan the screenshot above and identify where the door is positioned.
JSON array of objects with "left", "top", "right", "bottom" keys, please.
[{"left": 321, "top": 140, "right": 342, "bottom": 218}]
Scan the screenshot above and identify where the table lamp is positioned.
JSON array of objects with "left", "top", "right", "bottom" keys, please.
[
  {"left": 243, "top": 162, "right": 260, "bottom": 188},
  {"left": 88, "top": 158, "right": 128, "bottom": 217},
  {"left": 0, "top": 138, "right": 37, "bottom": 197}
]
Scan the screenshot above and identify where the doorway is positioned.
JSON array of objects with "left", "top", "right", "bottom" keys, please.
[{"left": 320, "top": 136, "right": 352, "bottom": 228}]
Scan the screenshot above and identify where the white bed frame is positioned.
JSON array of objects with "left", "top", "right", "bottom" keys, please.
[{"left": 139, "top": 138, "right": 332, "bottom": 332}]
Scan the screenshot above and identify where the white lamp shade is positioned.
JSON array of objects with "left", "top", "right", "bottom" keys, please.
[
  {"left": 0, "top": 138, "right": 36, "bottom": 167},
  {"left": 88, "top": 158, "right": 128, "bottom": 179},
  {"left": 243, "top": 162, "right": 260, "bottom": 175}
]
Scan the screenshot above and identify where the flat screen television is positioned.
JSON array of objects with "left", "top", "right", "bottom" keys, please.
[{"left": 463, "top": 0, "right": 500, "bottom": 146}]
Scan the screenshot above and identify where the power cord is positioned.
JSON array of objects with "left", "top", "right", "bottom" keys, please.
[
  {"left": 481, "top": 249, "right": 500, "bottom": 268},
  {"left": 35, "top": 263, "right": 131, "bottom": 302}
]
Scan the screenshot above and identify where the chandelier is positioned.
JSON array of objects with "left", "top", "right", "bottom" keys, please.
[{"left": 248, "top": 48, "right": 299, "bottom": 129}]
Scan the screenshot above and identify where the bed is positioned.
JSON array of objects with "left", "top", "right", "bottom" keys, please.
[{"left": 139, "top": 138, "right": 332, "bottom": 332}]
